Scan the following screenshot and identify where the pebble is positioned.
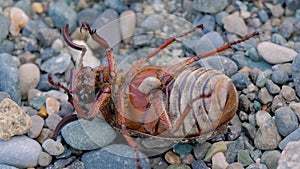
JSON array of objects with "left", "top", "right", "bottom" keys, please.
[
  {"left": 285, "top": 0, "right": 300, "bottom": 11},
  {"left": 211, "top": 152, "right": 229, "bottom": 169},
  {"left": 0, "top": 98, "right": 32, "bottom": 140},
  {"left": 258, "top": 87, "right": 273, "bottom": 104},
  {"left": 40, "top": 52, "right": 71, "bottom": 74},
  {"left": 106, "top": 0, "right": 128, "bottom": 13},
  {"left": 48, "top": 1, "right": 77, "bottom": 32},
  {"left": 271, "top": 33, "right": 287, "bottom": 46},
  {"left": 289, "top": 102, "right": 300, "bottom": 120},
  {"left": 0, "top": 13, "right": 9, "bottom": 42},
  {"left": 0, "top": 164, "right": 18, "bottom": 169},
  {"left": 61, "top": 118, "right": 116, "bottom": 150},
  {"left": 36, "top": 28, "right": 60, "bottom": 47},
  {"left": 77, "top": 8, "right": 99, "bottom": 26},
  {"left": 204, "top": 141, "right": 227, "bottom": 162},
  {"left": 19, "top": 63, "right": 40, "bottom": 99},
  {"left": 0, "top": 135, "right": 42, "bottom": 168},
  {"left": 45, "top": 114, "right": 62, "bottom": 130},
  {"left": 9, "top": 7, "right": 29, "bottom": 36},
  {"left": 36, "top": 128, "right": 52, "bottom": 144},
  {"left": 271, "top": 70, "right": 289, "bottom": 85},
  {"left": 292, "top": 53, "right": 300, "bottom": 97},
  {"left": 271, "top": 95, "right": 286, "bottom": 112},
  {"left": 191, "top": 160, "right": 208, "bottom": 169},
  {"left": 31, "top": 2, "right": 43, "bottom": 14},
  {"left": 120, "top": 10, "right": 136, "bottom": 41},
  {"left": 0, "top": 40, "right": 14, "bottom": 54},
  {"left": 167, "top": 164, "right": 191, "bottom": 169},
  {"left": 255, "top": 110, "right": 272, "bottom": 127},
  {"left": 42, "top": 138, "right": 65, "bottom": 156},
  {"left": 194, "top": 31, "right": 224, "bottom": 55},
  {"left": 224, "top": 137, "right": 244, "bottom": 163},
  {"left": 0, "top": 53, "right": 21, "bottom": 105},
  {"left": 280, "top": 85, "right": 297, "bottom": 101},
  {"left": 275, "top": 107, "right": 298, "bottom": 137},
  {"left": 255, "top": 70, "right": 271, "bottom": 88},
  {"left": 193, "top": 0, "right": 228, "bottom": 13},
  {"left": 193, "top": 142, "right": 211, "bottom": 160},
  {"left": 278, "top": 128, "right": 300, "bottom": 150},
  {"left": 222, "top": 12, "right": 248, "bottom": 37},
  {"left": 58, "top": 102, "right": 74, "bottom": 117},
  {"left": 215, "top": 11, "right": 229, "bottom": 26},
  {"left": 278, "top": 141, "right": 300, "bottom": 169},
  {"left": 28, "top": 115, "right": 44, "bottom": 138},
  {"left": 231, "top": 52, "right": 248, "bottom": 69},
  {"left": 257, "top": 42, "right": 297, "bottom": 64},
  {"left": 242, "top": 123, "right": 256, "bottom": 140},
  {"left": 231, "top": 72, "right": 251, "bottom": 90},
  {"left": 265, "top": 79, "right": 280, "bottom": 94},
  {"left": 246, "top": 163, "right": 268, "bottom": 169},
  {"left": 45, "top": 97, "right": 60, "bottom": 115},
  {"left": 238, "top": 150, "right": 254, "bottom": 167},
  {"left": 279, "top": 19, "right": 294, "bottom": 38},
  {"left": 140, "top": 14, "right": 164, "bottom": 31},
  {"left": 38, "top": 152, "right": 52, "bottom": 167},
  {"left": 181, "top": 154, "right": 195, "bottom": 165},
  {"left": 38, "top": 106, "right": 48, "bottom": 118},
  {"left": 70, "top": 159, "right": 85, "bottom": 169},
  {"left": 194, "top": 15, "right": 215, "bottom": 33},
  {"left": 254, "top": 119, "right": 282, "bottom": 150},
  {"left": 81, "top": 144, "right": 150, "bottom": 169},
  {"left": 165, "top": 151, "right": 181, "bottom": 164},
  {"left": 226, "top": 162, "right": 244, "bottom": 169},
  {"left": 173, "top": 143, "right": 193, "bottom": 156},
  {"left": 261, "top": 150, "right": 281, "bottom": 169}
]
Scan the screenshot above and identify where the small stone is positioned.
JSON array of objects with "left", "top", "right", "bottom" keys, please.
[
  {"left": 278, "top": 141, "right": 300, "bottom": 169},
  {"left": 0, "top": 135, "right": 42, "bottom": 168},
  {"left": 31, "top": 2, "right": 43, "bottom": 14},
  {"left": 193, "top": 142, "right": 211, "bottom": 160},
  {"left": 0, "top": 13, "right": 9, "bottom": 42},
  {"left": 46, "top": 97, "right": 60, "bottom": 115},
  {"left": 19, "top": 63, "right": 40, "bottom": 99},
  {"left": 36, "top": 128, "right": 52, "bottom": 144},
  {"left": 204, "top": 141, "right": 227, "bottom": 162},
  {"left": 77, "top": 8, "right": 99, "bottom": 27},
  {"left": 231, "top": 72, "right": 251, "bottom": 90},
  {"left": 120, "top": 10, "right": 136, "bottom": 41},
  {"left": 242, "top": 123, "right": 256, "bottom": 140},
  {"left": 261, "top": 150, "right": 281, "bottom": 169},
  {"left": 9, "top": 7, "right": 29, "bottom": 36},
  {"left": 51, "top": 38, "right": 64, "bottom": 52},
  {"left": 271, "top": 70, "right": 289, "bottom": 85},
  {"left": 191, "top": 160, "right": 208, "bottom": 169},
  {"left": 275, "top": 107, "right": 298, "bottom": 137},
  {"left": 224, "top": 137, "right": 244, "bottom": 163},
  {"left": 52, "top": 156, "right": 76, "bottom": 168},
  {"left": 258, "top": 87, "right": 273, "bottom": 104},
  {"left": 45, "top": 114, "right": 62, "bottom": 130},
  {"left": 254, "top": 119, "right": 282, "bottom": 150},
  {"left": 255, "top": 69, "right": 271, "bottom": 88},
  {"left": 36, "top": 28, "right": 60, "bottom": 47},
  {"left": 40, "top": 52, "right": 71, "bottom": 74},
  {"left": 257, "top": 42, "right": 297, "bottom": 64},
  {"left": 194, "top": 14, "right": 215, "bottom": 33},
  {"left": 289, "top": 102, "right": 300, "bottom": 120},
  {"left": 292, "top": 53, "right": 300, "bottom": 97},
  {"left": 266, "top": 3, "right": 284, "bottom": 17},
  {"left": 246, "top": 163, "right": 268, "bottom": 169},
  {"left": 38, "top": 152, "right": 52, "bottom": 167},
  {"left": 271, "top": 95, "right": 287, "bottom": 112},
  {"left": 256, "top": 110, "right": 272, "bottom": 127},
  {"left": 279, "top": 128, "right": 300, "bottom": 150},
  {"left": 193, "top": 0, "right": 228, "bottom": 13},
  {"left": 0, "top": 164, "right": 18, "bottom": 169},
  {"left": 0, "top": 98, "right": 32, "bottom": 140},
  {"left": 167, "top": 164, "right": 191, "bottom": 169},
  {"left": 42, "top": 138, "right": 64, "bottom": 156},
  {"left": 238, "top": 150, "right": 254, "bottom": 167},
  {"left": 182, "top": 154, "right": 195, "bottom": 165},
  {"left": 28, "top": 115, "right": 44, "bottom": 138},
  {"left": 58, "top": 102, "right": 74, "bottom": 117},
  {"left": 265, "top": 79, "right": 280, "bottom": 94},
  {"left": 140, "top": 14, "right": 163, "bottom": 31},
  {"left": 165, "top": 151, "right": 181, "bottom": 164},
  {"left": 38, "top": 106, "right": 48, "bottom": 118},
  {"left": 212, "top": 152, "right": 229, "bottom": 169},
  {"left": 71, "top": 159, "right": 85, "bottom": 169},
  {"left": 81, "top": 144, "right": 150, "bottom": 169},
  {"left": 222, "top": 12, "right": 248, "bottom": 37},
  {"left": 285, "top": 0, "right": 300, "bottom": 11},
  {"left": 280, "top": 85, "right": 297, "bottom": 101},
  {"left": 61, "top": 118, "right": 116, "bottom": 150},
  {"left": 173, "top": 143, "right": 193, "bottom": 156},
  {"left": 226, "top": 162, "right": 244, "bottom": 169}
]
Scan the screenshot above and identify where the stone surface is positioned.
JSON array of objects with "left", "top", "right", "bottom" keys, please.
[
  {"left": 278, "top": 128, "right": 300, "bottom": 150},
  {"left": 238, "top": 150, "right": 254, "bottom": 167},
  {"left": 40, "top": 52, "right": 71, "bottom": 74},
  {"left": 257, "top": 42, "right": 297, "bottom": 64},
  {"left": 42, "top": 138, "right": 64, "bottom": 156},
  {"left": 0, "top": 13, "right": 10, "bottom": 42},
  {"left": 28, "top": 115, "right": 44, "bottom": 138},
  {"left": 193, "top": 0, "right": 229, "bottom": 13},
  {"left": 81, "top": 144, "right": 150, "bottom": 169},
  {"left": 45, "top": 97, "right": 60, "bottom": 115},
  {"left": 38, "top": 152, "right": 52, "bottom": 167},
  {"left": 36, "top": 28, "right": 60, "bottom": 47},
  {"left": 278, "top": 141, "right": 300, "bottom": 169},
  {"left": 222, "top": 12, "right": 248, "bottom": 37},
  {"left": 194, "top": 31, "right": 224, "bottom": 55},
  {"left": 9, "top": 7, "right": 29, "bottom": 36},
  {"left": 271, "top": 70, "right": 289, "bottom": 85},
  {"left": 0, "top": 135, "right": 42, "bottom": 168},
  {"left": 261, "top": 150, "right": 281, "bottom": 169},
  {"left": 120, "top": 10, "right": 136, "bottom": 41},
  {"left": 164, "top": 151, "right": 181, "bottom": 164},
  {"left": 61, "top": 118, "right": 116, "bottom": 150},
  {"left": 0, "top": 98, "right": 32, "bottom": 140},
  {"left": 45, "top": 114, "right": 62, "bottom": 130},
  {"left": 19, "top": 63, "right": 40, "bottom": 99},
  {"left": 212, "top": 152, "right": 229, "bottom": 169},
  {"left": 204, "top": 141, "right": 227, "bottom": 162},
  {"left": 255, "top": 110, "right": 272, "bottom": 127},
  {"left": 275, "top": 107, "right": 298, "bottom": 137},
  {"left": 292, "top": 53, "right": 300, "bottom": 97},
  {"left": 280, "top": 85, "right": 297, "bottom": 101}
]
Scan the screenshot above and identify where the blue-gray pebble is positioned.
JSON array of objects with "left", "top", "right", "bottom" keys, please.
[
  {"left": 0, "top": 53, "right": 21, "bottom": 105},
  {"left": 231, "top": 72, "right": 251, "bottom": 90},
  {"left": 292, "top": 53, "right": 300, "bottom": 97},
  {"left": 194, "top": 31, "right": 224, "bottom": 55},
  {"left": 271, "top": 70, "right": 289, "bottom": 85},
  {"left": 61, "top": 118, "right": 116, "bottom": 150},
  {"left": 0, "top": 164, "right": 18, "bottom": 169},
  {"left": 275, "top": 107, "right": 298, "bottom": 137},
  {"left": 279, "top": 128, "right": 300, "bottom": 150},
  {"left": 0, "top": 135, "right": 42, "bottom": 168},
  {"left": 81, "top": 144, "right": 150, "bottom": 169},
  {"left": 0, "top": 13, "right": 10, "bottom": 42},
  {"left": 40, "top": 52, "right": 71, "bottom": 74}
]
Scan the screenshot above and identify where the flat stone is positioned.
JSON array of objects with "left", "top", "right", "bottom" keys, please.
[
  {"left": 257, "top": 42, "right": 297, "bottom": 64},
  {"left": 222, "top": 12, "right": 248, "bottom": 37},
  {"left": 278, "top": 141, "right": 300, "bottom": 169},
  {"left": 278, "top": 128, "right": 300, "bottom": 150},
  {"left": 193, "top": 0, "right": 228, "bottom": 13},
  {"left": 0, "top": 98, "right": 32, "bottom": 140},
  {"left": 275, "top": 107, "right": 298, "bottom": 137},
  {"left": 261, "top": 150, "right": 281, "bottom": 169},
  {"left": 61, "top": 118, "right": 116, "bottom": 150},
  {"left": 164, "top": 151, "right": 181, "bottom": 164},
  {"left": 38, "top": 152, "right": 52, "bottom": 167},
  {"left": 42, "top": 138, "right": 64, "bottom": 156},
  {"left": 28, "top": 115, "right": 44, "bottom": 138},
  {"left": 19, "top": 63, "right": 40, "bottom": 99},
  {"left": 81, "top": 144, "right": 150, "bottom": 169},
  {"left": 194, "top": 31, "right": 224, "bottom": 55},
  {"left": 40, "top": 52, "right": 71, "bottom": 74},
  {"left": 0, "top": 135, "right": 42, "bottom": 168}
]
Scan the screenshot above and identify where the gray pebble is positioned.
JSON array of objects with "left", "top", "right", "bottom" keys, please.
[
  {"left": 0, "top": 91, "right": 10, "bottom": 102},
  {"left": 0, "top": 40, "right": 14, "bottom": 54},
  {"left": 194, "top": 15, "right": 215, "bottom": 33},
  {"left": 193, "top": 142, "right": 211, "bottom": 160},
  {"left": 247, "top": 47, "right": 260, "bottom": 61},
  {"left": 257, "top": 10, "right": 269, "bottom": 23},
  {"left": 271, "top": 70, "right": 289, "bottom": 85},
  {"left": 19, "top": 63, "right": 40, "bottom": 99},
  {"left": 275, "top": 107, "right": 298, "bottom": 137},
  {"left": 52, "top": 156, "right": 76, "bottom": 168},
  {"left": 58, "top": 102, "right": 74, "bottom": 117},
  {"left": 36, "top": 28, "right": 60, "bottom": 47},
  {"left": 280, "top": 19, "right": 294, "bottom": 38},
  {"left": 194, "top": 31, "right": 224, "bottom": 55},
  {"left": 292, "top": 53, "right": 300, "bottom": 97},
  {"left": 258, "top": 87, "right": 273, "bottom": 104},
  {"left": 254, "top": 119, "right": 282, "bottom": 150},
  {"left": 0, "top": 13, "right": 10, "bottom": 42},
  {"left": 278, "top": 141, "right": 300, "bottom": 169},
  {"left": 255, "top": 70, "right": 272, "bottom": 88},
  {"left": 71, "top": 159, "right": 85, "bottom": 169},
  {"left": 242, "top": 123, "right": 256, "bottom": 140},
  {"left": 191, "top": 160, "right": 208, "bottom": 169},
  {"left": 81, "top": 144, "right": 150, "bottom": 169},
  {"left": 224, "top": 137, "right": 244, "bottom": 163},
  {"left": 61, "top": 118, "right": 116, "bottom": 150},
  {"left": 193, "top": 0, "right": 228, "bottom": 13},
  {"left": 246, "top": 163, "right": 268, "bottom": 169},
  {"left": 272, "top": 33, "right": 287, "bottom": 46},
  {"left": 0, "top": 135, "right": 42, "bottom": 168},
  {"left": 265, "top": 79, "right": 280, "bottom": 94},
  {"left": 45, "top": 114, "right": 62, "bottom": 130},
  {"left": 106, "top": 0, "right": 128, "bottom": 13},
  {"left": 285, "top": 0, "right": 300, "bottom": 11},
  {"left": 48, "top": 1, "right": 77, "bottom": 32},
  {"left": 231, "top": 52, "right": 248, "bottom": 69},
  {"left": 77, "top": 8, "right": 99, "bottom": 26},
  {"left": 28, "top": 115, "right": 44, "bottom": 138},
  {"left": 42, "top": 138, "right": 64, "bottom": 156},
  {"left": 0, "top": 164, "right": 18, "bottom": 169},
  {"left": 40, "top": 52, "right": 71, "bottom": 74},
  {"left": 215, "top": 11, "right": 229, "bottom": 26},
  {"left": 256, "top": 110, "right": 272, "bottom": 127},
  {"left": 231, "top": 72, "right": 252, "bottom": 90},
  {"left": 279, "top": 128, "right": 300, "bottom": 150},
  {"left": 261, "top": 150, "right": 281, "bottom": 169},
  {"left": 0, "top": 53, "right": 21, "bottom": 105},
  {"left": 280, "top": 85, "right": 297, "bottom": 101},
  {"left": 140, "top": 14, "right": 164, "bottom": 31},
  {"left": 38, "top": 152, "right": 52, "bottom": 167},
  {"left": 271, "top": 95, "right": 287, "bottom": 112}
]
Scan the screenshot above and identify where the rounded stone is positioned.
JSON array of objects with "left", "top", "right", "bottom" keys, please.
[
  {"left": 19, "top": 63, "right": 40, "bottom": 99},
  {"left": 120, "top": 10, "right": 136, "bottom": 41},
  {"left": 261, "top": 150, "right": 281, "bottom": 169},
  {"left": 61, "top": 118, "right": 116, "bottom": 150},
  {"left": 212, "top": 152, "right": 229, "bottom": 169},
  {"left": 9, "top": 7, "right": 29, "bottom": 36},
  {"left": 28, "top": 115, "right": 44, "bottom": 138},
  {"left": 278, "top": 141, "right": 300, "bottom": 169},
  {"left": 164, "top": 151, "right": 181, "bottom": 164},
  {"left": 275, "top": 107, "right": 298, "bottom": 137},
  {"left": 38, "top": 152, "right": 52, "bottom": 167},
  {"left": 271, "top": 70, "right": 289, "bottom": 85},
  {"left": 0, "top": 13, "right": 10, "bottom": 42},
  {"left": 278, "top": 128, "right": 300, "bottom": 150},
  {"left": 45, "top": 114, "right": 62, "bottom": 131},
  {"left": 45, "top": 97, "right": 60, "bottom": 115},
  {"left": 42, "top": 138, "right": 64, "bottom": 156},
  {"left": 222, "top": 12, "right": 248, "bottom": 37},
  {"left": 193, "top": 0, "right": 228, "bottom": 13}
]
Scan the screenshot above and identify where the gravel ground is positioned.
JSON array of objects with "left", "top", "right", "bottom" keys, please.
[{"left": 1, "top": 0, "right": 300, "bottom": 169}]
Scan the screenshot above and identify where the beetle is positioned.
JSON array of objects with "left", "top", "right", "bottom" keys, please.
[{"left": 49, "top": 21, "right": 258, "bottom": 168}]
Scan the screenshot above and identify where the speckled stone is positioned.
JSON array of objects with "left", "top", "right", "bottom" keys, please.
[
  {"left": 278, "top": 141, "right": 300, "bottom": 169},
  {"left": 275, "top": 107, "right": 298, "bottom": 137},
  {"left": 0, "top": 98, "right": 32, "bottom": 140},
  {"left": 38, "top": 152, "right": 52, "bottom": 167},
  {"left": 261, "top": 150, "right": 281, "bottom": 169},
  {"left": 42, "top": 138, "right": 64, "bottom": 156}
]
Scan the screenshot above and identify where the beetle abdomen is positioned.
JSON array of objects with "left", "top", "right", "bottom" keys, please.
[{"left": 169, "top": 67, "right": 238, "bottom": 138}]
